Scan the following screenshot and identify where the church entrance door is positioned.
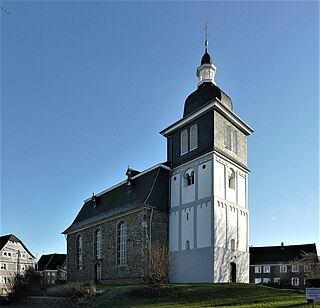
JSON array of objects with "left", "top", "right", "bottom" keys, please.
[{"left": 231, "top": 262, "right": 236, "bottom": 282}]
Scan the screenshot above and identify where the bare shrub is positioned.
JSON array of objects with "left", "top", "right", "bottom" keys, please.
[
  {"left": 8, "top": 268, "right": 42, "bottom": 301},
  {"left": 46, "top": 283, "right": 85, "bottom": 298},
  {"left": 148, "top": 240, "right": 169, "bottom": 286}
]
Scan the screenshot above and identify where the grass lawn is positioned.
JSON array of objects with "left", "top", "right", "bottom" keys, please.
[{"left": 85, "top": 283, "right": 315, "bottom": 307}]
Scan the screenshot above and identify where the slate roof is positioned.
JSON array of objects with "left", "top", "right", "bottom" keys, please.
[
  {"left": 183, "top": 82, "right": 233, "bottom": 117},
  {"left": 37, "top": 254, "right": 66, "bottom": 271},
  {"left": 0, "top": 234, "right": 35, "bottom": 259},
  {"left": 250, "top": 243, "right": 317, "bottom": 264},
  {"left": 63, "top": 164, "right": 170, "bottom": 234}
]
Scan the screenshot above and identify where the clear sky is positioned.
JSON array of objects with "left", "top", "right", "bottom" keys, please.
[{"left": 1, "top": 1, "right": 319, "bottom": 259}]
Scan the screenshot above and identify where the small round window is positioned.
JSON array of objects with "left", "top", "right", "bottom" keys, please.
[
  {"left": 202, "top": 164, "right": 206, "bottom": 169},
  {"left": 173, "top": 176, "right": 177, "bottom": 181}
]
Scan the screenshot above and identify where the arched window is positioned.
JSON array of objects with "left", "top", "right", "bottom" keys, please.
[
  {"left": 228, "top": 168, "right": 236, "bottom": 190},
  {"left": 184, "top": 169, "right": 195, "bottom": 187},
  {"left": 117, "top": 221, "right": 126, "bottom": 266},
  {"left": 76, "top": 235, "right": 82, "bottom": 270},
  {"left": 180, "top": 129, "right": 188, "bottom": 155},
  {"left": 189, "top": 124, "right": 198, "bottom": 151},
  {"left": 185, "top": 240, "right": 190, "bottom": 250},
  {"left": 94, "top": 229, "right": 102, "bottom": 260}
]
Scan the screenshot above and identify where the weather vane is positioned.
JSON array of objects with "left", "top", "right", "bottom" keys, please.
[{"left": 204, "top": 20, "right": 209, "bottom": 52}]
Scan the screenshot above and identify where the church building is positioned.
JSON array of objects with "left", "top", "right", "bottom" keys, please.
[{"left": 63, "top": 39, "right": 253, "bottom": 284}]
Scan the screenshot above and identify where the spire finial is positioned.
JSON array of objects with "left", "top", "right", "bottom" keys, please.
[{"left": 204, "top": 20, "right": 209, "bottom": 52}]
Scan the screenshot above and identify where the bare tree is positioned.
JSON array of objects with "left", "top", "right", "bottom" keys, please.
[
  {"left": 148, "top": 240, "right": 169, "bottom": 286},
  {"left": 292, "top": 252, "right": 320, "bottom": 281}
]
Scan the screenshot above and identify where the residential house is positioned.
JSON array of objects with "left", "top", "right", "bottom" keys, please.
[
  {"left": 250, "top": 243, "right": 318, "bottom": 288},
  {"left": 37, "top": 253, "right": 67, "bottom": 284},
  {"left": 0, "top": 234, "right": 35, "bottom": 294}
]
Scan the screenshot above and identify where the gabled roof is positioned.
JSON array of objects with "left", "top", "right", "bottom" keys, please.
[
  {"left": 37, "top": 254, "right": 66, "bottom": 271},
  {"left": 250, "top": 243, "right": 317, "bottom": 264},
  {"left": 63, "top": 163, "right": 170, "bottom": 234},
  {"left": 0, "top": 234, "right": 35, "bottom": 259}
]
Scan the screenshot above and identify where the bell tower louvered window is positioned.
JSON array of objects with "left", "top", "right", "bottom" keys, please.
[
  {"left": 226, "top": 125, "right": 238, "bottom": 153},
  {"left": 189, "top": 124, "right": 198, "bottom": 151},
  {"left": 180, "top": 129, "right": 188, "bottom": 155}
]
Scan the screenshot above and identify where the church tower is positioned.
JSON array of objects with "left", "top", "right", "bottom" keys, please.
[{"left": 161, "top": 36, "right": 253, "bottom": 283}]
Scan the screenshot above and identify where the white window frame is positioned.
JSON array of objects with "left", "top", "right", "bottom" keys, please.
[
  {"left": 117, "top": 221, "right": 126, "bottom": 266},
  {"left": 0, "top": 263, "right": 7, "bottom": 270},
  {"left": 263, "top": 266, "right": 270, "bottom": 273},
  {"left": 274, "top": 277, "right": 280, "bottom": 283},
  {"left": 226, "top": 125, "right": 238, "bottom": 153},
  {"left": 292, "top": 265, "right": 299, "bottom": 273},
  {"left": 94, "top": 229, "right": 102, "bottom": 260},
  {"left": 254, "top": 278, "right": 262, "bottom": 284},
  {"left": 180, "top": 129, "right": 188, "bottom": 155},
  {"left": 254, "top": 266, "right": 262, "bottom": 273},
  {"left": 291, "top": 277, "right": 299, "bottom": 286},
  {"left": 76, "top": 235, "right": 82, "bottom": 270},
  {"left": 280, "top": 265, "right": 287, "bottom": 273},
  {"left": 263, "top": 278, "right": 270, "bottom": 283},
  {"left": 189, "top": 124, "right": 198, "bottom": 151}
]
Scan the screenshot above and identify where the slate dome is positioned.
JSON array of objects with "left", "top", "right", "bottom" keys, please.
[
  {"left": 183, "top": 82, "right": 233, "bottom": 117},
  {"left": 200, "top": 51, "right": 212, "bottom": 65}
]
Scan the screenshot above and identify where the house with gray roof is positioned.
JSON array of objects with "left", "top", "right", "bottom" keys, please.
[
  {"left": 250, "top": 243, "right": 318, "bottom": 288},
  {"left": 0, "top": 234, "right": 35, "bottom": 294},
  {"left": 37, "top": 253, "right": 67, "bottom": 284}
]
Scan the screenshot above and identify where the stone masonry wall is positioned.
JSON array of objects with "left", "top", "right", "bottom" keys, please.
[{"left": 67, "top": 208, "right": 168, "bottom": 284}]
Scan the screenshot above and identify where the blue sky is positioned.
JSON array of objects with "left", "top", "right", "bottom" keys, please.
[{"left": 1, "top": 1, "right": 319, "bottom": 258}]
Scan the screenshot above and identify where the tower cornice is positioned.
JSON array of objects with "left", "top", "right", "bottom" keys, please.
[{"left": 160, "top": 99, "right": 253, "bottom": 137}]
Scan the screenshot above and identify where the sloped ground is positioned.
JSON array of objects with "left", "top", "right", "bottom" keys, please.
[{"left": 84, "top": 283, "right": 313, "bottom": 308}]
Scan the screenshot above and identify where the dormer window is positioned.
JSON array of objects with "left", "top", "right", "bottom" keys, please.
[{"left": 92, "top": 194, "right": 97, "bottom": 208}]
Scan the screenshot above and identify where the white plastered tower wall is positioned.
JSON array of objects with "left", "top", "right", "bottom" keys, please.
[
  {"left": 169, "top": 154, "right": 214, "bottom": 283},
  {"left": 163, "top": 43, "right": 253, "bottom": 283},
  {"left": 213, "top": 152, "right": 250, "bottom": 283}
]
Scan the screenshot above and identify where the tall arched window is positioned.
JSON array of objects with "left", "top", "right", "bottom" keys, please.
[
  {"left": 117, "top": 221, "right": 126, "bottom": 266},
  {"left": 76, "top": 235, "right": 82, "bottom": 270},
  {"left": 94, "top": 229, "right": 102, "bottom": 260}
]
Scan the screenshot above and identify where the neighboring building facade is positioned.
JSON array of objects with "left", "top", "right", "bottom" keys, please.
[
  {"left": 0, "top": 234, "right": 35, "bottom": 294},
  {"left": 63, "top": 165, "right": 170, "bottom": 284},
  {"left": 37, "top": 253, "right": 67, "bottom": 284},
  {"left": 161, "top": 45, "right": 253, "bottom": 283},
  {"left": 250, "top": 243, "right": 318, "bottom": 288},
  {"left": 64, "top": 41, "right": 253, "bottom": 284}
]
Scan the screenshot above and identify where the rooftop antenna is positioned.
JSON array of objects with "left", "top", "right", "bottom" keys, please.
[{"left": 204, "top": 20, "right": 209, "bottom": 52}]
